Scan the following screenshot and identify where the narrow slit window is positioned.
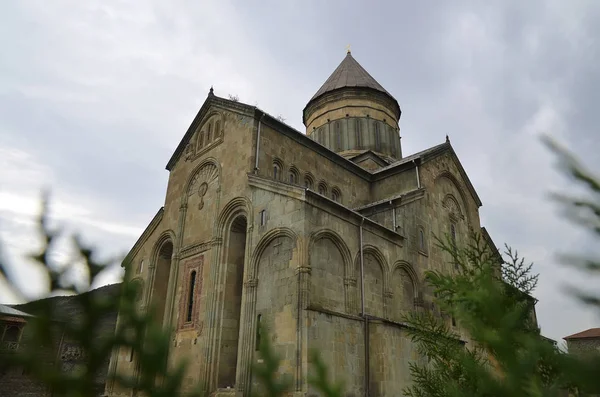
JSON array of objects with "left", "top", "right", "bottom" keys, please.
[
  {"left": 255, "top": 314, "right": 262, "bottom": 351},
  {"left": 207, "top": 123, "right": 212, "bottom": 143},
  {"left": 419, "top": 229, "right": 425, "bottom": 251},
  {"left": 215, "top": 121, "right": 221, "bottom": 136},
  {"left": 356, "top": 119, "right": 362, "bottom": 148},
  {"left": 260, "top": 210, "right": 266, "bottom": 226},
  {"left": 450, "top": 223, "right": 458, "bottom": 269},
  {"left": 186, "top": 271, "right": 197, "bottom": 322},
  {"left": 375, "top": 122, "right": 381, "bottom": 151}
]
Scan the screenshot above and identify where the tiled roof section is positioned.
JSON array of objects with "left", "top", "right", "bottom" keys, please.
[
  {"left": 564, "top": 328, "right": 600, "bottom": 340},
  {"left": 0, "top": 304, "right": 33, "bottom": 318},
  {"left": 309, "top": 52, "right": 394, "bottom": 102}
]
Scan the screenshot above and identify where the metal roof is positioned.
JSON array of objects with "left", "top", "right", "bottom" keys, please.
[
  {"left": 0, "top": 304, "right": 33, "bottom": 318},
  {"left": 308, "top": 51, "right": 395, "bottom": 102}
]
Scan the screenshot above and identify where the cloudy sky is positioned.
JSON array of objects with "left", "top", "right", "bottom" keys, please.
[{"left": 1, "top": 0, "right": 599, "bottom": 344}]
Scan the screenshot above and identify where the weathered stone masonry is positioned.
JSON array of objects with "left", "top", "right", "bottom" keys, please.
[{"left": 105, "top": 51, "right": 508, "bottom": 397}]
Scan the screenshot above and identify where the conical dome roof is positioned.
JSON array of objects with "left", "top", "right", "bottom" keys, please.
[{"left": 308, "top": 51, "right": 396, "bottom": 102}]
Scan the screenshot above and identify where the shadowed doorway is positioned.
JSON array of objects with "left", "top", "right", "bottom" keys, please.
[{"left": 218, "top": 215, "right": 247, "bottom": 388}]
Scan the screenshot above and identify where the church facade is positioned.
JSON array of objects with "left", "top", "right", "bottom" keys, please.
[{"left": 106, "top": 51, "right": 500, "bottom": 397}]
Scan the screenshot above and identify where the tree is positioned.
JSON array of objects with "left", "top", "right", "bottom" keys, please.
[{"left": 402, "top": 137, "right": 600, "bottom": 397}]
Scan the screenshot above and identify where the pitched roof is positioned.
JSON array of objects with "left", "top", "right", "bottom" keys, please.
[
  {"left": 308, "top": 52, "right": 395, "bottom": 102},
  {"left": 564, "top": 328, "right": 600, "bottom": 340},
  {"left": 0, "top": 304, "right": 33, "bottom": 318}
]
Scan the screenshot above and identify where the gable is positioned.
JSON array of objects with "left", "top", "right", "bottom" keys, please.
[
  {"left": 355, "top": 157, "right": 386, "bottom": 171},
  {"left": 165, "top": 92, "right": 256, "bottom": 171},
  {"left": 349, "top": 150, "right": 390, "bottom": 168}
]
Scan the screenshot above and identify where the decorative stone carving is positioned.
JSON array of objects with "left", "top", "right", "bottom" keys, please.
[
  {"left": 442, "top": 194, "right": 463, "bottom": 220},
  {"left": 61, "top": 344, "right": 86, "bottom": 361},
  {"left": 188, "top": 163, "right": 219, "bottom": 210},
  {"left": 244, "top": 278, "right": 258, "bottom": 288},
  {"left": 184, "top": 141, "right": 195, "bottom": 161}
]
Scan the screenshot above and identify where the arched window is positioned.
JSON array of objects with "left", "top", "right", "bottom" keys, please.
[
  {"left": 137, "top": 259, "right": 144, "bottom": 274},
  {"left": 304, "top": 173, "right": 314, "bottom": 190},
  {"left": 186, "top": 270, "right": 197, "bottom": 322},
  {"left": 272, "top": 160, "right": 282, "bottom": 181},
  {"left": 288, "top": 167, "right": 299, "bottom": 185},
  {"left": 450, "top": 223, "right": 457, "bottom": 269},
  {"left": 419, "top": 229, "right": 426, "bottom": 251},
  {"left": 318, "top": 182, "right": 327, "bottom": 196},
  {"left": 255, "top": 314, "right": 262, "bottom": 351},
  {"left": 206, "top": 123, "right": 212, "bottom": 143},
  {"left": 331, "top": 187, "right": 341, "bottom": 203}
]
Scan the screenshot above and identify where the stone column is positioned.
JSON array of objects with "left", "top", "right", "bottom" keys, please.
[
  {"left": 201, "top": 182, "right": 224, "bottom": 393},
  {"left": 235, "top": 223, "right": 255, "bottom": 394},
  {"left": 201, "top": 237, "right": 223, "bottom": 392},
  {"left": 237, "top": 277, "right": 258, "bottom": 394},
  {"left": 295, "top": 265, "right": 310, "bottom": 393}
]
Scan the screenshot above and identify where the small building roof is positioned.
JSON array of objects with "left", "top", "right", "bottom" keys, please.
[
  {"left": 0, "top": 304, "right": 33, "bottom": 318},
  {"left": 564, "top": 328, "right": 600, "bottom": 340}
]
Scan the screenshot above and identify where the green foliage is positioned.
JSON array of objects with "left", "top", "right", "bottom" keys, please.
[
  {"left": 0, "top": 197, "right": 205, "bottom": 397},
  {"left": 402, "top": 138, "right": 600, "bottom": 397}
]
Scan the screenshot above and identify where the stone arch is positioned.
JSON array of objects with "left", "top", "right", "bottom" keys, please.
[
  {"left": 392, "top": 261, "right": 419, "bottom": 295},
  {"left": 249, "top": 227, "right": 298, "bottom": 279},
  {"left": 217, "top": 213, "right": 248, "bottom": 389},
  {"left": 317, "top": 180, "right": 328, "bottom": 196},
  {"left": 304, "top": 172, "right": 315, "bottom": 189},
  {"left": 434, "top": 171, "right": 471, "bottom": 224},
  {"left": 330, "top": 186, "right": 342, "bottom": 203},
  {"left": 309, "top": 229, "right": 352, "bottom": 274},
  {"left": 309, "top": 229, "right": 353, "bottom": 313},
  {"left": 216, "top": 197, "right": 253, "bottom": 238},
  {"left": 288, "top": 165, "right": 300, "bottom": 185},
  {"left": 361, "top": 245, "right": 390, "bottom": 277},
  {"left": 442, "top": 193, "right": 464, "bottom": 220},
  {"left": 149, "top": 231, "right": 176, "bottom": 327},
  {"left": 391, "top": 261, "right": 419, "bottom": 318},
  {"left": 183, "top": 158, "right": 221, "bottom": 203},
  {"left": 272, "top": 157, "right": 284, "bottom": 181},
  {"left": 129, "top": 277, "right": 145, "bottom": 303},
  {"left": 198, "top": 111, "right": 222, "bottom": 132},
  {"left": 355, "top": 245, "right": 388, "bottom": 317}
]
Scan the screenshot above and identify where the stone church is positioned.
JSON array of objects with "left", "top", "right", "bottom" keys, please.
[{"left": 106, "top": 50, "right": 504, "bottom": 397}]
